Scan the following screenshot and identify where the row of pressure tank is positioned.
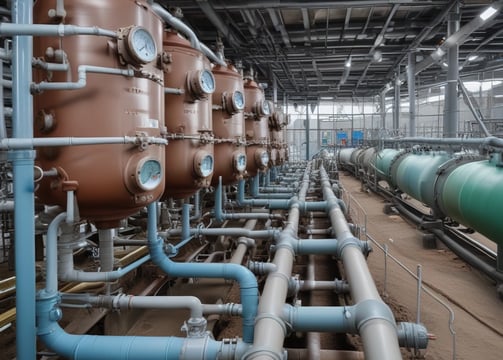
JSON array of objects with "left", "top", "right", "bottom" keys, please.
[
  {"left": 338, "top": 146, "right": 503, "bottom": 247},
  {"left": 32, "top": 0, "right": 288, "bottom": 229}
]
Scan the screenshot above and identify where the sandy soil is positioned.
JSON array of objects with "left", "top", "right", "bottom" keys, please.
[{"left": 339, "top": 172, "right": 503, "bottom": 360}]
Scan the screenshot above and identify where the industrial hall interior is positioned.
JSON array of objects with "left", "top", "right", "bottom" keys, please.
[{"left": 0, "top": 0, "right": 503, "bottom": 359}]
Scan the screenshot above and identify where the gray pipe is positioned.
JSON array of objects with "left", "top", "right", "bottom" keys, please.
[
  {"left": 407, "top": 51, "right": 416, "bottom": 137},
  {"left": 0, "top": 135, "right": 167, "bottom": 149},
  {"left": 98, "top": 229, "right": 115, "bottom": 273},
  {"left": 387, "top": 136, "right": 503, "bottom": 149},
  {"left": 32, "top": 65, "right": 134, "bottom": 92},
  {"left": 443, "top": 3, "right": 460, "bottom": 138},
  {"left": 244, "top": 164, "right": 312, "bottom": 359},
  {"left": 151, "top": 3, "right": 200, "bottom": 50},
  {"left": 319, "top": 165, "right": 402, "bottom": 360},
  {"left": 0, "top": 23, "right": 117, "bottom": 38}
]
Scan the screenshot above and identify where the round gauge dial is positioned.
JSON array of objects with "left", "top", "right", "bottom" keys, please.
[
  {"left": 260, "top": 151, "right": 270, "bottom": 167},
  {"left": 261, "top": 100, "right": 271, "bottom": 116},
  {"left": 126, "top": 27, "right": 157, "bottom": 64},
  {"left": 137, "top": 159, "right": 162, "bottom": 191},
  {"left": 194, "top": 151, "right": 214, "bottom": 178},
  {"left": 200, "top": 69, "right": 216, "bottom": 94},
  {"left": 232, "top": 91, "right": 245, "bottom": 111},
  {"left": 234, "top": 153, "right": 247, "bottom": 172}
]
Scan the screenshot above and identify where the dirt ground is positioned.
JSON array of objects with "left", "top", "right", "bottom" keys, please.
[{"left": 338, "top": 172, "right": 503, "bottom": 360}]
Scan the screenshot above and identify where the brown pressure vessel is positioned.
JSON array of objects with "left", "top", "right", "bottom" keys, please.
[
  {"left": 244, "top": 78, "right": 270, "bottom": 177},
  {"left": 162, "top": 31, "right": 215, "bottom": 199},
  {"left": 268, "top": 107, "right": 284, "bottom": 167},
  {"left": 210, "top": 64, "right": 247, "bottom": 186},
  {"left": 33, "top": 0, "right": 165, "bottom": 229}
]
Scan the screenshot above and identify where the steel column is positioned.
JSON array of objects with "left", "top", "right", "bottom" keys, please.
[
  {"left": 407, "top": 52, "right": 416, "bottom": 137},
  {"left": 443, "top": 3, "right": 460, "bottom": 138}
]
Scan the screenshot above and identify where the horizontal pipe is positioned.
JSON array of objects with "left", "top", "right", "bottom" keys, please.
[
  {"left": 0, "top": 135, "right": 167, "bottom": 149},
  {"left": 388, "top": 136, "right": 503, "bottom": 149},
  {"left": 32, "top": 65, "right": 134, "bottom": 92},
  {"left": 37, "top": 294, "right": 248, "bottom": 360},
  {"left": 0, "top": 23, "right": 117, "bottom": 37},
  {"left": 160, "top": 227, "right": 277, "bottom": 240}
]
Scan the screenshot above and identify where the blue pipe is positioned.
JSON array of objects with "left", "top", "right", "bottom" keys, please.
[
  {"left": 36, "top": 294, "right": 227, "bottom": 360},
  {"left": 283, "top": 304, "right": 357, "bottom": 333},
  {"left": 250, "top": 174, "right": 293, "bottom": 199},
  {"left": 147, "top": 202, "right": 258, "bottom": 343},
  {"left": 214, "top": 177, "right": 282, "bottom": 222},
  {"left": 11, "top": 1, "right": 36, "bottom": 359},
  {"left": 237, "top": 179, "right": 327, "bottom": 211}
]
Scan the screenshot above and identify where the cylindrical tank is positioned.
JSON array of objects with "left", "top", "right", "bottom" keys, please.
[
  {"left": 373, "top": 148, "right": 399, "bottom": 183},
  {"left": 210, "top": 64, "right": 246, "bottom": 186},
  {"left": 244, "top": 78, "right": 270, "bottom": 177},
  {"left": 338, "top": 148, "right": 356, "bottom": 165},
  {"left": 33, "top": 0, "right": 165, "bottom": 229},
  {"left": 162, "top": 31, "right": 215, "bottom": 199},
  {"left": 439, "top": 156, "right": 503, "bottom": 245},
  {"left": 394, "top": 151, "right": 450, "bottom": 205},
  {"left": 268, "top": 107, "right": 285, "bottom": 167}
]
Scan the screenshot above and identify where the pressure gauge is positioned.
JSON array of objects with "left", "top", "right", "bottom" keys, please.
[
  {"left": 188, "top": 69, "right": 216, "bottom": 99},
  {"left": 255, "top": 100, "right": 271, "bottom": 117},
  {"left": 225, "top": 90, "right": 245, "bottom": 114},
  {"left": 126, "top": 26, "right": 157, "bottom": 65},
  {"left": 233, "top": 153, "right": 247, "bottom": 172},
  {"left": 136, "top": 159, "right": 162, "bottom": 191},
  {"left": 255, "top": 149, "right": 269, "bottom": 168},
  {"left": 194, "top": 150, "right": 214, "bottom": 178}
]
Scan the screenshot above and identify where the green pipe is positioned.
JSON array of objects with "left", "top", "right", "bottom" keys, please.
[
  {"left": 373, "top": 148, "right": 399, "bottom": 184},
  {"left": 440, "top": 158, "right": 503, "bottom": 246},
  {"left": 394, "top": 151, "right": 450, "bottom": 206}
]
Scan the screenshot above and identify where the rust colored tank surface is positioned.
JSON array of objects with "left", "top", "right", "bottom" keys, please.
[
  {"left": 162, "top": 31, "right": 215, "bottom": 199},
  {"left": 269, "top": 109, "right": 288, "bottom": 166},
  {"left": 244, "top": 78, "right": 270, "bottom": 177},
  {"left": 210, "top": 64, "right": 246, "bottom": 186},
  {"left": 33, "top": 0, "right": 165, "bottom": 229}
]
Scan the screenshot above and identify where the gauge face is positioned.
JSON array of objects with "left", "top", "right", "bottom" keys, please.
[
  {"left": 259, "top": 151, "right": 270, "bottom": 167},
  {"left": 127, "top": 27, "right": 157, "bottom": 64},
  {"left": 261, "top": 100, "right": 271, "bottom": 116},
  {"left": 234, "top": 153, "right": 247, "bottom": 172},
  {"left": 194, "top": 151, "right": 214, "bottom": 178},
  {"left": 137, "top": 159, "right": 162, "bottom": 190},
  {"left": 199, "top": 69, "right": 216, "bottom": 94},
  {"left": 232, "top": 91, "right": 245, "bottom": 111}
]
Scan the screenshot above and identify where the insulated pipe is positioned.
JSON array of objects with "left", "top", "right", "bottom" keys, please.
[
  {"left": 387, "top": 136, "right": 503, "bottom": 148},
  {"left": 11, "top": 1, "right": 37, "bottom": 358},
  {"left": 147, "top": 202, "right": 259, "bottom": 343},
  {"left": 250, "top": 174, "right": 293, "bottom": 199},
  {"left": 319, "top": 165, "right": 402, "bottom": 360}
]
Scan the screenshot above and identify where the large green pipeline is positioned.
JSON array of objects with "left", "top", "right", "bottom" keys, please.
[
  {"left": 373, "top": 149, "right": 503, "bottom": 247},
  {"left": 394, "top": 151, "right": 450, "bottom": 206},
  {"left": 440, "top": 156, "right": 503, "bottom": 245}
]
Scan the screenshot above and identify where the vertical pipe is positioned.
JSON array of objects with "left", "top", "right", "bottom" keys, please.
[
  {"left": 380, "top": 91, "right": 386, "bottom": 130},
  {"left": 350, "top": 97, "right": 354, "bottom": 146},
  {"left": 99, "top": 229, "right": 115, "bottom": 273},
  {"left": 181, "top": 203, "right": 191, "bottom": 240},
  {"left": 0, "top": 57, "right": 6, "bottom": 139},
  {"left": 393, "top": 73, "right": 400, "bottom": 134},
  {"left": 407, "top": 52, "right": 416, "bottom": 137},
  {"left": 11, "top": 1, "right": 36, "bottom": 359},
  {"left": 305, "top": 98, "right": 310, "bottom": 160},
  {"left": 444, "top": 3, "right": 460, "bottom": 138}
]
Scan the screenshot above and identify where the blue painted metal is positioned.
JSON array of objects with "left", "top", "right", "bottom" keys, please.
[
  {"left": 283, "top": 304, "right": 357, "bottom": 333},
  {"left": 10, "top": 1, "right": 36, "bottom": 359},
  {"left": 36, "top": 294, "right": 227, "bottom": 360},
  {"left": 147, "top": 203, "right": 258, "bottom": 343},
  {"left": 250, "top": 174, "right": 293, "bottom": 199}
]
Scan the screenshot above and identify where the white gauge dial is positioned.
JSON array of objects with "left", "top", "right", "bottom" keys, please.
[
  {"left": 232, "top": 91, "right": 245, "bottom": 111},
  {"left": 137, "top": 159, "right": 162, "bottom": 191},
  {"left": 127, "top": 27, "right": 157, "bottom": 64},
  {"left": 200, "top": 69, "right": 216, "bottom": 94}
]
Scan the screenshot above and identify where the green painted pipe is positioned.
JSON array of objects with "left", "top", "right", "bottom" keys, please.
[
  {"left": 440, "top": 158, "right": 503, "bottom": 246},
  {"left": 373, "top": 148, "right": 399, "bottom": 184},
  {"left": 394, "top": 152, "right": 450, "bottom": 206}
]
